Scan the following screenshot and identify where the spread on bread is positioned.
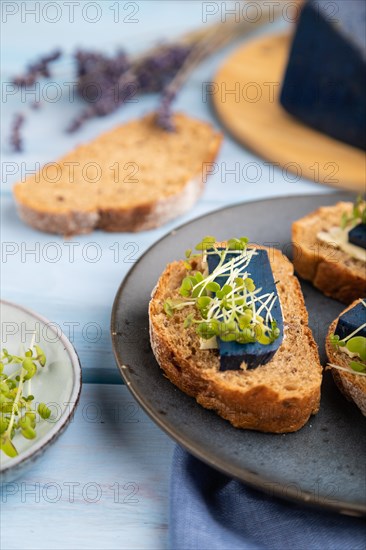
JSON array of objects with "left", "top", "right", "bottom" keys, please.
[
  {"left": 328, "top": 300, "right": 366, "bottom": 376},
  {"left": 316, "top": 197, "right": 366, "bottom": 262},
  {"left": 164, "top": 237, "right": 283, "bottom": 371},
  {"left": 317, "top": 227, "right": 366, "bottom": 262},
  {"left": 292, "top": 200, "right": 366, "bottom": 304}
]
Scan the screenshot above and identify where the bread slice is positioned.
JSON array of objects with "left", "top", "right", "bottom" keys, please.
[
  {"left": 292, "top": 202, "right": 366, "bottom": 304},
  {"left": 13, "top": 113, "right": 222, "bottom": 235},
  {"left": 326, "top": 300, "right": 366, "bottom": 416},
  {"left": 149, "top": 246, "right": 322, "bottom": 433}
]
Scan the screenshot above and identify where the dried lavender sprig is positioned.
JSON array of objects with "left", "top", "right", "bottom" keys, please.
[
  {"left": 30, "top": 101, "right": 41, "bottom": 110},
  {"left": 9, "top": 1, "right": 284, "bottom": 147},
  {"left": 67, "top": 23, "right": 252, "bottom": 133},
  {"left": 156, "top": 3, "right": 283, "bottom": 130},
  {"left": 69, "top": 15, "right": 270, "bottom": 133},
  {"left": 67, "top": 45, "right": 191, "bottom": 132},
  {"left": 12, "top": 49, "right": 62, "bottom": 87},
  {"left": 10, "top": 114, "right": 25, "bottom": 152},
  {"left": 66, "top": 66, "right": 140, "bottom": 133}
]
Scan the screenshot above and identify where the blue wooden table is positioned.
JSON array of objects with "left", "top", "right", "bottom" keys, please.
[{"left": 1, "top": 2, "right": 333, "bottom": 548}]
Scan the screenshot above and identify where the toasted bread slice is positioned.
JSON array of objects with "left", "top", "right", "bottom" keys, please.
[
  {"left": 13, "top": 113, "right": 222, "bottom": 235},
  {"left": 292, "top": 202, "right": 366, "bottom": 304},
  {"left": 149, "top": 246, "right": 322, "bottom": 433},
  {"left": 326, "top": 300, "right": 366, "bottom": 416}
]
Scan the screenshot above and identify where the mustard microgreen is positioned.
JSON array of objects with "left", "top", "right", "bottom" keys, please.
[
  {"left": 330, "top": 312, "right": 366, "bottom": 375},
  {"left": 341, "top": 195, "right": 366, "bottom": 229},
  {"left": 38, "top": 402, "right": 52, "bottom": 420},
  {"left": 195, "top": 236, "right": 216, "bottom": 251},
  {"left": 163, "top": 236, "right": 281, "bottom": 347},
  {"left": 0, "top": 343, "right": 50, "bottom": 457}
]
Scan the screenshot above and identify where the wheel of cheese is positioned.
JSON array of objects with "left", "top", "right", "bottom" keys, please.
[{"left": 212, "top": 33, "right": 364, "bottom": 192}]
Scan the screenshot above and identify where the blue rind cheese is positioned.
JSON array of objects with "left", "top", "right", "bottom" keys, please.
[
  {"left": 335, "top": 301, "right": 366, "bottom": 341},
  {"left": 207, "top": 249, "right": 283, "bottom": 371},
  {"left": 348, "top": 224, "right": 366, "bottom": 250},
  {"left": 280, "top": 0, "right": 366, "bottom": 150}
]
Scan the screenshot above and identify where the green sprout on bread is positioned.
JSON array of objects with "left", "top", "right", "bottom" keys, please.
[
  {"left": 329, "top": 319, "right": 366, "bottom": 375},
  {"left": 0, "top": 342, "right": 51, "bottom": 458},
  {"left": 164, "top": 237, "right": 280, "bottom": 346},
  {"left": 341, "top": 195, "right": 366, "bottom": 229}
]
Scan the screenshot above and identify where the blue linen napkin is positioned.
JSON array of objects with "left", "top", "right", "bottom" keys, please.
[{"left": 169, "top": 446, "right": 366, "bottom": 550}]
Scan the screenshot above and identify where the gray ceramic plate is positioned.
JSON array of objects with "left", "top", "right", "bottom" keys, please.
[
  {"left": 111, "top": 193, "right": 366, "bottom": 517},
  {"left": 0, "top": 300, "right": 82, "bottom": 483}
]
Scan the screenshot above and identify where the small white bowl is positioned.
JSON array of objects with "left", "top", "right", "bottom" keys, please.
[{"left": 0, "top": 300, "right": 82, "bottom": 483}]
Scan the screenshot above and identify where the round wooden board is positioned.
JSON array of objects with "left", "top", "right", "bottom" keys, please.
[{"left": 213, "top": 33, "right": 365, "bottom": 192}]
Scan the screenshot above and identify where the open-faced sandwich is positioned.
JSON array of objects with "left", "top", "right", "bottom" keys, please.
[
  {"left": 326, "top": 299, "right": 366, "bottom": 416},
  {"left": 149, "top": 237, "right": 322, "bottom": 433},
  {"left": 292, "top": 197, "right": 366, "bottom": 304}
]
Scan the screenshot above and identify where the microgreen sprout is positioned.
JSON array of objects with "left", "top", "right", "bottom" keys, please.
[
  {"left": 163, "top": 237, "right": 281, "bottom": 347},
  {"left": 330, "top": 307, "right": 366, "bottom": 375},
  {"left": 0, "top": 343, "right": 50, "bottom": 457},
  {"left": 341, "top": 195, "right": 366, "bottom": 229}
]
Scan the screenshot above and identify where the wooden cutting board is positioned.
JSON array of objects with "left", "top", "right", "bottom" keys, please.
[{"left": 213, "top": 33, "right": 365, "bottom": 192}]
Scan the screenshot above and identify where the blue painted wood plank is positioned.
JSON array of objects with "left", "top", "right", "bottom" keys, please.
[
  {"left": 0, "top": 384, "right": 174, "bottom": 550},
  {"left": 0, "top": 5, "right": 336, "bottom": 549}
]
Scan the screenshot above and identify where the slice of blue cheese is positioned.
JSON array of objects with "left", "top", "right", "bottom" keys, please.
[
  {"left": 280, "top": 0, "right": 366, "bottom": 150},
  {"left": 207, "top": 248, "right": 283, "bottom": 371},
  {"left": 348, "top": 224, "right": 366, "bottom": 250},
  {"left": 335, "top": 300, "right": 366, "bottom": 341}
]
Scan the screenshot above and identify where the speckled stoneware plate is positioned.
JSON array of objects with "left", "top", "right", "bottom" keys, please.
[
  {"left": 0, "top": 300, "right": 82, "bottom": 483},
  {"left": 111, "top": 192, "right": 366, "bottom": 517}
]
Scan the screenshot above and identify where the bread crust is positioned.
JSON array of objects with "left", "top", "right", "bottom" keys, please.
[
  {"left": 149, "top": 247, "right": 322, "bottom": 433},
  {"left": 15, "top": 172, "right": 209, "bottom": 235},
  {"left": 13, "top": 114, "right": 222, "bottom": 236},
  {"left": 326, "top": 301, "right": 366, "bottom": 416},
  {"left": 292, "top": 202, "right": 366, "bottom": 304}
]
